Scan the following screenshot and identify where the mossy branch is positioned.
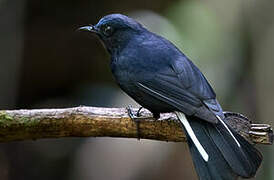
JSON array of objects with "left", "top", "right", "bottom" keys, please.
[{"left": 0, "top": 106, "right": 272, "bottom": 144}]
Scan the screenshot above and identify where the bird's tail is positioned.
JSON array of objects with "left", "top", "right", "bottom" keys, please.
[{"left": 175, "top": 111, "right": 262, "bottom": 180}]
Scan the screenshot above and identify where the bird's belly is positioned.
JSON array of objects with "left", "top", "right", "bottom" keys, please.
[
  {"left": 120, "top": 82, "right": 175, "bottom": 113},
  {"left": 112, "top": 64, "right": 174, "bottom": 113},
  {"left": 136, "top": 94, "right": 175, "bottom": 113}
]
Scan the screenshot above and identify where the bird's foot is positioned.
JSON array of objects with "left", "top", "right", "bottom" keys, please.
[
  {"left": 127, "top": 106, "right": 143, "bottom": 119},
  {"left": 126, "top": 106, "right": 144, "bottom": 140},
  {"left": 136, "top": 107, "right": 143, "bottom": 117}
]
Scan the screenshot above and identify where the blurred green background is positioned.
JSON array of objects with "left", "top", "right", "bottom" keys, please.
[{"left": 0, "top": 0, "right": 273, "bottom": 179}]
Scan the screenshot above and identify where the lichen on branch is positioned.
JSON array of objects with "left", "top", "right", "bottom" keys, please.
[{"left": 0, "top": 106, "right": 272, "bottom": 144}]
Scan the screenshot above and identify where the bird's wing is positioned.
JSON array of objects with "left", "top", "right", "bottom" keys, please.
[{"left": 135, "top": 56, "right": 223, "bottom": 123}]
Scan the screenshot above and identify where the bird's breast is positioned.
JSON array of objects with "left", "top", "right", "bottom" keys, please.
[{"left": 111, "top": 54, "right": 148, "bottom": 79}]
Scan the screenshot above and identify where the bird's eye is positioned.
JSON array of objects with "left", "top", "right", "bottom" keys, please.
[{"left": 102, "top": 25, "right": 113, "bottom": 37}]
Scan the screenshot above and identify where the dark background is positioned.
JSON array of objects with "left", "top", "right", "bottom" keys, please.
[{"left": 0, "top": 0, "right": 273, "bottom": 179}]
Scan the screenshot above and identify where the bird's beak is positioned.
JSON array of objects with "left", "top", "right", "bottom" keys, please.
[{"left": 77, "top": 25, "right": 98, "bottom": 33}]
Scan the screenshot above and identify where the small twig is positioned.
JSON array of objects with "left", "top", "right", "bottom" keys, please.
[{"left": 0, "top": 106, "right": 272, "bottom": 144}]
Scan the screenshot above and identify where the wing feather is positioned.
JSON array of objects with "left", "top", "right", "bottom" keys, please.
[{"left": 135, "top": 56, "right": 221, "bottom": 123}]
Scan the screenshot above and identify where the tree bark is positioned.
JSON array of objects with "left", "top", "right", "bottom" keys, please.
[{"left": 0, "top": 106, "right": 272, "bottom": 144}]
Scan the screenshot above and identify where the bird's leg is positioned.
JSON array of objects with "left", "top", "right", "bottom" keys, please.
[
  {"left": 126, "top": 106, "right": 144, "bottom": 140},
  {"left": 152, "top": 112, "right": 160, "bottom": 120},
  {"left": 136, "top": 107, "right": 143, "bottom": 117}
]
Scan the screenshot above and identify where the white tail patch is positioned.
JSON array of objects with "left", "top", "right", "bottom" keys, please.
[
  {"left": 175, "top": 111, "right": 209, "bottom": 162},
  {"left": 217, "top": 116, "right": 241, "bottom": 147}
]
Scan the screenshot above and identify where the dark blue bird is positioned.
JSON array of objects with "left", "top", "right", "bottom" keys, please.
[{"left": 79, "top": 14, "right": 262, "bottom": 180}]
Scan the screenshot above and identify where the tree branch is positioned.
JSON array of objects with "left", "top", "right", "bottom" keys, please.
[{"left": 0, "top": 106, "right": 272, "bottom": 144}]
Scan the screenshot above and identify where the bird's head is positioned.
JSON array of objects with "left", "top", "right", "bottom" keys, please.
[{"left": 78, "top": 14, "right": 145, "bottom": 54}]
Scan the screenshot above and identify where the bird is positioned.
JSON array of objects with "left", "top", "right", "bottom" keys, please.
[{"left": 78, "top": 14, "right": 262, "bottom": 180}]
